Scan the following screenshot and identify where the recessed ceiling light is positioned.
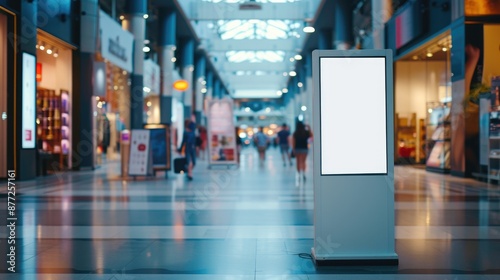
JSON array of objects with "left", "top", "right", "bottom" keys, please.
[
  {"left": 294, "top": 54, "right": 302, "bottom": 60},
  {"left": 289, "top": 71, "right": 297, "bottom": 77}
]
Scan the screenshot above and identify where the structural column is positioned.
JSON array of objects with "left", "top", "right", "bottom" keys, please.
[
  {"left": 318, "top": 28, "right": 333, "bottom": 50},
  {"left": 159, "top": 8, "right": 176, "bottom": 124},
  {"left": 205, "top": 70, "right": 214, "bottom": 100},
  {"left": 214, "top": 79, "right": 221, "bottom": 99},
  {"left": 334, "top": 0, "right": 354, "bottom": 50},
  {"left": 72, "top": 0, "right": 99, "bottom": 171},
  {"left": 11, "top": 0, "right": 37, "bottom": 179},
  {"left": 122, "top": 0, "right": 146, "bottom": 129},
  {"left": 303, "top": 52, "right": 313, "bottom": 128},
  {"left": 182, "top": 39, "right": 195, "bottom": 119},
  {"left": 371, "top": 0, "right": 392, "bottom": 49},
  {"left": 194, "top": 55, "right": 206, "bottom": 124}
]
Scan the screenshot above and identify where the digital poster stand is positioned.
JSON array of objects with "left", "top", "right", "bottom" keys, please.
[{"left": 311, "top": 49, "right": 398, "bottom": 265}]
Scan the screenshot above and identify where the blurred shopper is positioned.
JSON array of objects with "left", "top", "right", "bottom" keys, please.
[
  {"left": 254, "top": 126, "right": 269, "bottom": 164},
  {"left": 178, "top": 119, "right": 197, "bottom": 180},
  {"left": 277, "top": 123, "right": 293, "bottom": 166},
  {"left": 235, "top": 127, "right": 242, "bottom": 163},
  {"left": 293, "top": 121, "right": 312, "bottom": 183},
  {"left": 199, "top": 126, "right": 208, "bottom": 160}
]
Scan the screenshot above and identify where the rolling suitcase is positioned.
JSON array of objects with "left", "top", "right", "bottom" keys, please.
[{"left": 174, "top": 157, "right": 187, "bottom": 174}]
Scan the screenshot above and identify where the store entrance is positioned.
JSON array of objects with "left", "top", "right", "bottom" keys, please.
[{"left": 395, "top": 34, "right": 452, "bottom": 172}]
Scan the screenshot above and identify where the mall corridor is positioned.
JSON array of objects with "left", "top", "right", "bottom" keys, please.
[{"left": 0, "top": 148, "right": 500, "bottom": 279}]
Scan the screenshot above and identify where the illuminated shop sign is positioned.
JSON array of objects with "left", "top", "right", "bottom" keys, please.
[{"left": 99, "top": 10, "right": 133, "bottom": 72}]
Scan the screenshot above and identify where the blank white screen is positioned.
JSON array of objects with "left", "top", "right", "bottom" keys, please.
[{"left": 320, "top": 57, "right": 387, "bottom": 175}]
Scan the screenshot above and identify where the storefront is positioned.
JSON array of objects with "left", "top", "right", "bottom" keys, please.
[
  {"left": 394, "top": 34, "right": 452, "bottom": 172},
  {"left": 387, "top": 0, "right": 500, "bottom": 178},
  {"left": 35, "top": 31, "right": 75, "bottom": 170},
  {"left": 94, "top": 10, "right": 134, "bottom": 165}
]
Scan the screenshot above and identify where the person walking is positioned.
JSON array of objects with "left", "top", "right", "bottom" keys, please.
[
  {"left": 293, "top": 121, "right": 312, "bottom": 184},
  {"left": 277, "top": 123, "right": 293, "bottom": 166},
  {"left": 253, "top": 126, "right": 269, "bottom": 165},
  {"left": 178, "top": 119, "right": 197, "bottom": 181}
]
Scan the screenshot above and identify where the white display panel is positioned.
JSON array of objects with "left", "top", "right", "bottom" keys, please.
[
  {"left": 320, "top": 57, "right": 387, "bottom": 175},
  {"left": 22, "top": 53, "right": 36, "bottom": 149}
]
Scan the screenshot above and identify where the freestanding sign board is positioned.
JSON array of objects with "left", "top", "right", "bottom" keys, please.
[
  {"left": 128, "top": 129, "right": 153, "bottom": 176},
  {"left": 311, "top": 49, "right": 398, "bottom": 265},
  {"left": 207, "top": 98, "right": 238, "bottom": 167}
]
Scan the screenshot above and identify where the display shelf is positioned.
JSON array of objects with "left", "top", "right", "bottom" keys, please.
[
  {"left": 36, "top": 87, "right": 71, "bottom": 170},
  {"left": 425, "top": 102, "right": 451, "bottom": 172}
]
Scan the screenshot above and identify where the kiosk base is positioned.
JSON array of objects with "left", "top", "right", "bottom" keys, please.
[{"left": 311, "top": 248, "right": 399, "bottom": 266}]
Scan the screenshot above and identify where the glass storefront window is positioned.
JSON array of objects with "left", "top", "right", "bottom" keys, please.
[{"left": 395, "top": 34, "right": 452, "bottom": 168}]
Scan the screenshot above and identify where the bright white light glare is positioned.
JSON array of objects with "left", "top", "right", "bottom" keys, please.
[
  {"left": 201, "top": 80, "right": 206, "bottom": 85},
  {"left": 39, "top": 45, "right": 45, "bottom": 50},
  {"left": 95, "top": 97, "right": 100, "bottom": 101},
  {"left": 119, "top": 15, "right": 125, "bottom": 20},
  {"left": 239, "top": 132, "right": 247, "bottom": 138},
  {"left": 290, "top": 57, "right": 295, "bottom": 62},
  {"left": 46, "top": 49, "right": 52, "bottom": 54},
  {"left": 289, "top": 71, "right": 297, "bottom": 77},
  {"left": 301, "top": 105, "right": 307, "bottom": 111},
  {"left": 53, "top": 52, "right": 59, "bottom": 58},
  {"left": 442, "top": 47, "right": 448, "bottom": 52},
  {"left": 97, "top": 102, "right": 103, "bottom": 108},
  {"left": 144, "top": 39, "right": 150, "bottom": 44},
  {"left": 143, "top": 14, "right": 149, "bottom": 19},
  {"left": 294, "top": 54, "right": 303, "bottom": 60},
  {"left": 171, "top": 57, "right": 177, "bottom": 62},
  {"left": 1, "top": 112, "right": 6, "bottom": 120},
  {"left": 201, "top": 88, "right": 207, "bottom": 93},
  {"left": 143, "top": 46, "right": 151, "bottom": 52},
  {"left": 265, "top": 107, "right": 271, "bottom": 113},
  {"left": 147, "top": 101, "right": 152, "bottom": 107},
  {"left": 428, "top": 108, "right": 433, "bottom": 113},
  {"left": 426, "top": 52, "right": 433, "bottom": 57},
  {"left": 143, "top": 87, "right": 151, "bottom": 93},
  {"left": 189, "top": 66, "right": 194, "bottom": 72},
  {"left": 297, "top": 82, "right": 303, "bottom": 88},
  {"left": 244, "top": 107, "right": 250, "bottom": 112},
  {"left": 298, "top": 114, "right": 304, "bottom": 121},
  {"left": 276, "top": 91, "right": 282, "bottom": 96},
  {"left": 282, "top": 88, "right": 288, "bottom": 93},
  {"left": 303, "top": 26, "right": 315, "bottom": 33},
  {"left": 267, "top": 130, "right": 273, "bottom": 136}
]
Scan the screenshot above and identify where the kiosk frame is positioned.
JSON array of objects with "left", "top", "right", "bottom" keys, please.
[{"left": 311, "top": 49, "right": 398, "bottom": 266}]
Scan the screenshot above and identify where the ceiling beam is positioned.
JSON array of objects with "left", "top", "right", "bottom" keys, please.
[
  {"left": 204, "top": 38, "right": 300, "bottom": 52},
  {"left": 216, "top": 61, "right": 292, "bottom": 72},
  {"left": 189, "top": 2, "right": 310, "bottom": 20},
  {"left": 223, "top": 74, "right": 285, "bottom": 85}
]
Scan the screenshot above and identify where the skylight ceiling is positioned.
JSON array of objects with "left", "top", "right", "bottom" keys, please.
[{"left": 184, "top": 0, "right": 320, "bottom": 98}]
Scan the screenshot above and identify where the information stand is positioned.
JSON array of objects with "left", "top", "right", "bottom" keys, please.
[
  {"left": 207, "top": 98, "right": 238, "bottom": 168},
  {"left": 128, "top": 129, "right": 153, "bottom": 177},
  {"left": 144, "top": 124, "right": 171, "bottom": 176},
  {"left": 311, "top": 49, "right": 398, "bottom": 265}
]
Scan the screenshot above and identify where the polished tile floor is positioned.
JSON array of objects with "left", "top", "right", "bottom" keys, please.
[{"left": 1, "top": 147, "right": 500, "bottom": 279}]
